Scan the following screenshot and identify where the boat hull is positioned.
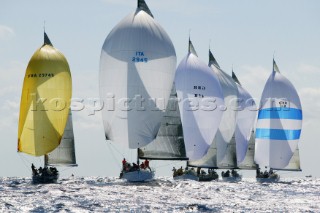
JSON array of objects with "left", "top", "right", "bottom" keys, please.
[
  {"left": 221, "top": 175, "right": 242, "bottom": 182},
  {"left": 256, "top": 174, "right": 280, "bottom": 183},
  {"left": 173, "top": 172, "right": 218, "bottom": 182},
  {"left": 173, "top": 174, "right": 199, "bottom": 181},
  {"left": 121, "top": 170, "right": 154, "bottom": 182},
  {"left": 32, "top": 173, "right": 59, "bottom": 184}
]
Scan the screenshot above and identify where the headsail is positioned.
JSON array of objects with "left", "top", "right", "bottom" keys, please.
[
  {"left": 99, "top": 0, "right": 176, "bottom": 149},
  {"left": 237, "top": 130, "right": 256, "bottom": 169},
  {"left": 18, "top": 32, "right": 72, "bottom": 156},
  {"left": 138, "top": 84, "right": 188, "bottom": 160},
  {"left": 255, "top": 60, "right": 303, "bottom": 169},
  {"left": 232, "top": 71, "right": 257, "bottom": 166},
  {"left": 208, "top": 50, "right": 238, "bottom": 168},
  {"left": 175, "top": 40, "right": 224, "bottom": 161},
  {"left": 45, "top": 110, "right": 77, "bottom": 167}
]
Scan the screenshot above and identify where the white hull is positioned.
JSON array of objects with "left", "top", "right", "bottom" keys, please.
[{"left": 121, "top": 170, "right": 154, "bottom": 182}]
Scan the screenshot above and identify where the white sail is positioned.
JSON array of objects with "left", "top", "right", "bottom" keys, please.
[
  {"left": 99, "top": 0, "right": 176, "bottom": 149},
  {"left": 255, "top": 60, "right": 302, "bottom": 169},
  {"left": 175, "top": 41, "right": 224, "bottom": 161},
  {"left": 237, "top": 130, "right": 256, "bottom": 169},
  {"left": 138, "top": 84, "right": 188, "bottom": 160},
  {"left": 208, "top": 50, "right": 238, "bottom": 167},
  {"left": 232, "top": 71, "right": 257, "bottom": 165},
  {"left": 45, "top": 110, "right": 77, "bottom": 167}
]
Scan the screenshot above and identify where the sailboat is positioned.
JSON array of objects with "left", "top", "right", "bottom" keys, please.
[
  {"left": 254, "top": 59, "right": 303, "bottom": 182},
  {"left": 174, "top": 40, "right": 224, "bottom": 181},
  {"left": 99, "top": 0, "right": 176, "bottom": 182},
  {"left": 18, "top": 32, "right": 72, "bottom": 184}
]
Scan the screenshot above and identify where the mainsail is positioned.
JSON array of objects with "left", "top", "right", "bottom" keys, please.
[
  {"left": 254, "top": 60, "right": 303, "bottom": 169},
  {"left": 18, "top": 32, "right": 72, "bottom": 156},
  {"left": 208, "top": 50, "right": 238, "bottom": 168},
  {"left": 232, "top": 71, "right": 257, "bottom": 168},
  {"left": 45, "top": 110, "right": 77, "bottom": 167},
  {"left": 138, "top": 84, "right": 188, "bottom": 160},
  {"left": 99, "top": 0, "right": 176, "bottom": 149},
  {"left": 175, "top": 40, "right": 224, "bottom": 161}
]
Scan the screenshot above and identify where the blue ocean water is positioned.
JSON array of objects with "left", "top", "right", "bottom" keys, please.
[{"left": 0, "top": 177, "right": 319, "bottom": 212}]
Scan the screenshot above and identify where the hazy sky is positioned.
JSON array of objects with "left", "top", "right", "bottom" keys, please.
[{"left": 1, "top": 0, "right": 319, "bottom": 178}]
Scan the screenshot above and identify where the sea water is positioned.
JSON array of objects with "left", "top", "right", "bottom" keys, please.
[{"left": 0, "top": 177, "right": 319, "bottom": 212}]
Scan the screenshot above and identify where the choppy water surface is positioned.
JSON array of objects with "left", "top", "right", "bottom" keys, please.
[{"left": 0, "top": 177, "right": 319, "bottom": 212}]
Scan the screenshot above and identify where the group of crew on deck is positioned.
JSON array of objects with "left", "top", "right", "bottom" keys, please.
[
  {"left": 221, "top": 169, "right": 240, "bottom": 178},
  {"left": 256, "top": 167, "right": 275, "bottom": 178},
  {"left": 172, "top": 166, "right": 218, "bottom": 178},
  {"left": 31, "top": 163, "right": 58, "bottom": 177},
  {"left": 121, "top": 158, "right": 151, "bottom": 173}
]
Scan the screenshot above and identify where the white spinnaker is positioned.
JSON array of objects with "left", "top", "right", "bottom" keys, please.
[
  {"left": 175, "top": 45, "right": 224, "bottom": 161},
  {"left": 209, "top": 58, "right": 238, "bottom": 166},
  {"left": 255, "top": 60, "right": 302, "bottom": 169},
  {"left": 234, "top": 79, "right": 257, "bottom": 164},
  {"left": 99, "top": 5, "right": 176, "bottom": 149}
]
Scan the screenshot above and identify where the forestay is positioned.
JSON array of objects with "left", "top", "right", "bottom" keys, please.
[
  {"left": 255, "top": 60, "right": 303, "bottom": 169},
  {"left": 18, "top": 32, "right": 72, "bottom": 156},
  {"left": 99, "top": 0, "right": 176, "bottom": 149},
  {"left": 175, "top": 41, "right": 224, "bottom": 161}
]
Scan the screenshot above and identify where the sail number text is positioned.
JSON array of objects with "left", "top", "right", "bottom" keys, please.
[
  {"left": 27, "top": 73, "right": 55, "bottom": 78},
  {"left": 132, "top": 51, "right": 148, "bottom": 63}
]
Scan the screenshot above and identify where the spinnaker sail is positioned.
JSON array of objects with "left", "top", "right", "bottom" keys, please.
[
  {"left": 175, "top": 41, "right": 224, "bottom": 161},
  {"left": 18, "top": 32, "right": 72, "bottom": 157},
  {"left": 99, "top": 0, "right": 176, "bottom": 150},
  {"left": 254, "top": 59, "right": 303, "bottom": 169}
]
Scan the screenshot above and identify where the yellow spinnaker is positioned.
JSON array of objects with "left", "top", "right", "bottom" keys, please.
[{"left": 18, "top": 33, "right": 72, "bottom": 156}]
